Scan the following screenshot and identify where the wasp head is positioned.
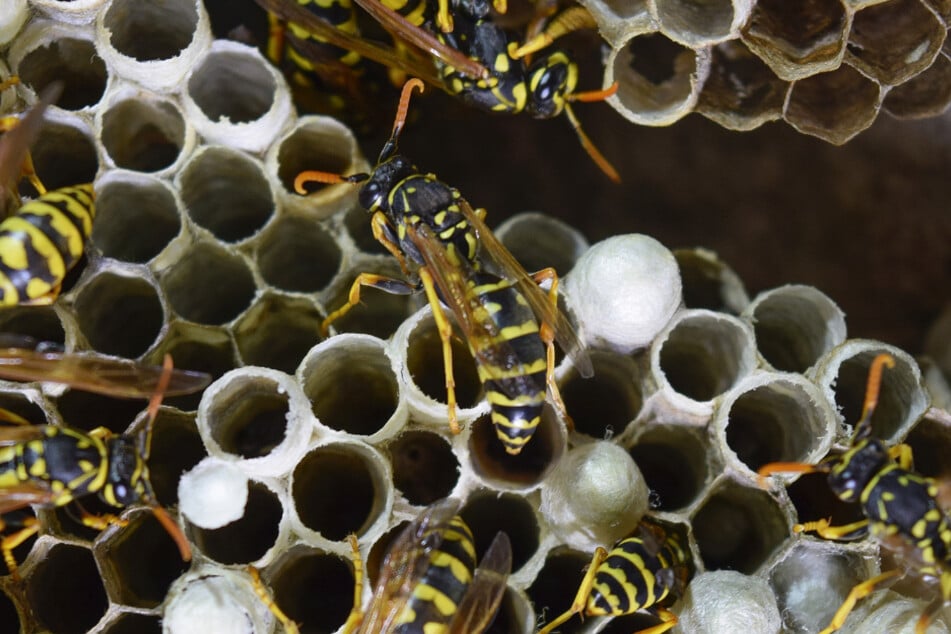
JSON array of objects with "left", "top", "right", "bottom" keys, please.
[
  {"left": 101, "top": 436, "right": 151, "bottom": 508},
  {"left": 826, "top": 438, "right": 889, "bottom": 502},
  {"left": 526, "top": 51, "right": 578, "bottom": 119},
  {"left": 360, "top": 154, "right": 416, "bottom": 214}
]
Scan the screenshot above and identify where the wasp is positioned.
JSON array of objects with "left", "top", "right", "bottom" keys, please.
[
  {"left": 759, "top": 353, "right": 951, "bottom": 634},
  {"left": 0, "top": 82, "right": 96, "bottom": 307},
  {"left": 0, "top": 352, "right": 211, "bottom": 579},
  {"left": 297, "top": 79, "right": 591, "bottom": 454},
  {"left": 254, "top": 0, "right": 620, "bottom": 181},
  {"left": 538, "top": 521, "right": 690, "bottom": 634},
  {"left": 252, "top": 497, "right": 512, "bottom": 633}
]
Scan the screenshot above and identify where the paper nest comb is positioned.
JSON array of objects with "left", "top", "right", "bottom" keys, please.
[{"left": 0, "top": 0, "right": 949, "bottom": 632}]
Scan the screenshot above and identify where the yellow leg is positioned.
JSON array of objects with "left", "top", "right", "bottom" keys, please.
[
  {"left": 512, "top": 6, "right": 596, "bottom": 58},
  {"left": 248, "top": 566, "right": 300, "bottom": 634},
  {"left": 341, "top": 534, "right": 365, "bottom": 634},
  {"left": 320, "top": 272, "right": 415, "bottom": 336},
  {"left": 1, "top": 517, "right": 40, "bottom": 581},
  {"left": 0, "top": 408, "right": 31, "bottom": 425},
  {"left": 637, "top": 606, "right": 679, "bottom": 634},
  {"left": 371, "top": 211, "right": 412, "bottom": 276},
  {"left": 538, "top": 547, "right": 609, "bottom": 634},
  {"left": 0, "top": 76, "right": 20, "bottom": 92},
  {"left": 78, "top": 509, "right": 127, "bottom": 532},
  {"left": 795, "top": 517, "right": 870, "bottom": 541},
  {"left": 419, "top": 266, "right": 460, "bottom": 434},
  {"left": 0, "top": 114, "right": 47, "bottom": 196},
  {"left": 436, "top": 0, "right": 453, "bottom": 32},
  {"left": 530, "top": 267, "right": 574, "bottom": 431},
  {"left": 889, "top": 443, "right": 914, "bottom": 470},
  {"left": 818, "top": 570, "right": 901, "bottom": 634}
]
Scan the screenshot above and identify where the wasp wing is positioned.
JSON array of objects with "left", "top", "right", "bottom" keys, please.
[
  {"left": 358, "top": 498, "right": 462, "bottom": 633},
  {"left": 0, "top": 424, "right": 48, "bottom": 445},
  {"left": 448, "top": 531, "right": 512, "bottom": 634},
  {"left": 0, "top": 348, "right": 212, "bottom": 398},
  {"left": 457, "top": 201, "right": 593, "bottom": 377}
]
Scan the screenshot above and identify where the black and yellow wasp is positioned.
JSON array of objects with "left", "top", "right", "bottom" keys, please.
[
  {"left": 254, "top": 0, "right": 620, "bottom": 181},
  {"left": 538, "top": 521, "right": 691, "bottom": 634},
  {"left": 252, "top": 497, "right": 512, "bottom": 633},
  {"left": 0, "top": 82, "right": 96, "bottom": 307},
  {"left": 297, "top": 79, "right": 592, "bottom": 454},
  {"left": 0, "top": 349, "right": 211, "bottom": 578},
  {"left": 759, "top": 353, "right": 951, "bottom": 634}
]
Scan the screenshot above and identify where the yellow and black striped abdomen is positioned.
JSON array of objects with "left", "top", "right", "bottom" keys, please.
[
  {"left": 0, "top": 184, "right": 95, "bottom": 307},
  {"left": 588, "top": 532, "right": 687, "bottom": 617},
  {"left": 468, "top": 272, "right": 547, "bottom": 455},
  {"left": 393, "top": 514, "right": 477, "bottom": 632}
]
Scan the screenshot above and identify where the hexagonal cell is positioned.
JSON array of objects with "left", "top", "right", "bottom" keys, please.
[
  {"left": 460, "top": 492, "right": 540, "bottom": 574},
  {"left": 654, "top": 0, "right": 750, "bottom": 47},
  {"left": 904, "top": 414, "right": 951, "bottom": 479},
  {"left": 323, "top": 260, "right": 416, "bottom": 339},
  {"left": 741, "top": 0, "right": 850, "bottom": 80},
  {"left": 770, "top": 540, "right": 875, "bottom": 633},
  {"left": 29, "top": 115, "right": 98, "bottom": 194},
  {"left": 784, "top": 63, "right": 884, "bottom": 144},
  {"left": 257, "top": 214, "right": 342, "bottom": 293},
  {"left": 0, "top": 305, "right": 64, "bottom": 345},
  {"left": 92, "top": 172, "right": 182, "bottom": 264},
  {"left": 672, "top": 248, "right": 749, "bottom": 314},
  {"left": 152, "top": 323, "right": 237, "bottom": 412},
  {"left": 717, "top": 373, "right": 835, "bottom": 474},
  {"left": 696, "top": 39, "right": 789, "bottom": 131},
  {"left": 404, "top": 311, "right": 482, "bottom": 410},
  {"left": 493, "top": 212, "right": 589, "bottom": 277},
  {"left": 99, "top": 611, "right": 162, "bottom": 634},
  {"left": 189, "top": 480, "right": 283, "bottom": 564},
  {"left": 884, "top": 52, "right": 951, "bottom": 119},
  {"left": 234, "top": 294, "right": 323, "bottom": 374},
  {"left": 744, "top": 285, "right": 847, "bottom": 373},
  {"left": 468, "top": 409, "right": 565, "bottom": 490},
  {"left": 99, "top": 96, "right": 188, "bottom": 173},
  {"left": 387, "top": 430, "right": 459, "bottom": 506},
  {"left": 179, "top": 146, "right": 274, "bottom": 243},
  {"left": 605, "top": 32, "right": 709, "bottom": 125},
  {"left": 298, "top": 335, "right": 400, "bottom": 436},
  {"left": 95, "top": 508, "right": 190, "bottom": 608},
  {"left": 290, "top": 442, "right": 390, "bottom": 542},
  {"left": 161, "top": 241, "right": 256, "bottom": 326},
  {"left": 628, "top": 424, "right": 710, "bottom": 512},
  {"left": 202, "top": 374, "right": 294, "bottom": 460},
  {"left": 527, "top": 547, "right": 593, "bottom": 634},
  {"left": 267, "top": 547, "right": 356, "bottom": 633},
  {"left": 101, "top": 0, "right": 200, "bottom": 63},
  {"left": 25, "top": 542, "right": 108, "bottom": 634},
  {"left": 74, "top": 271, "right": 164, "bottom": 358},
  {"left": 560, "top": 350, "right": 642, "bottom": 440},
  {"left": 145, "top": 409, "right": 206, "bottom": 506},
  {"left": 691, "top": 479, "right": 788, "bottom": 573},
  {"left": 846, "top": 0, "right": 945, "bottom": 85},
  {"left": 186, "top": 44, "right": 276, "bottom": 126},
  {"left": 13, "top": 35, "right": 106, "bottom": 110}
]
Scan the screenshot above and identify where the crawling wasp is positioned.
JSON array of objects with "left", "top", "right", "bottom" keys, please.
[
  {"left": 0, "top": 82, "right": 96, "bottom": 307},
  {"left": 538, "top": 520, "right": 690, "bottom": 634},
  {"left": 252, "top": 497, "right": 512, "bottom": 633},
  {"left": 759, "top": 353, "right": 951, "bottom": 634},
  {"left": 0, "top": 352, "right": 211, "bottom": 578},
  {"left": 255, "top": 0, "right": 620, "bottom": 181},
  {"left": 298, "top": 79, "right": 592, "bottom": 454}
]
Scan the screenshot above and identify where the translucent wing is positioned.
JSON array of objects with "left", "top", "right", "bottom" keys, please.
[
  {"left": 254, "top": 0, "right": 486, "bottom": 86},
  {"left": 0, "top": 83, "right": 62, "bottom": 217},
  {"left": 405, "top": 222, "right": 544, "bottom": 385},
  {"left": 359, "top": 498, "right": 462, "bottom": 633},
  {"left": 458, "top": 201, "right": 593, "bottom": 377},
  {"left": 448, "top": 531, "right": 512, "bottom": 634},
  {"left": 0, "top": 348, "right": 212, "bottom": 398},
  {"left": 0, "top": 483, "right": 55, "bottom": 515},
  {"left": 0, "top": 424, "right": 47, "bottom": 446}
]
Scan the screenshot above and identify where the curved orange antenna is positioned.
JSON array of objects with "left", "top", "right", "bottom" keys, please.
[
  {"left": 563, "top": 103, "right": 620, "bottom": 183},
  {"left": 570, "top": 81, "right": 618, "bottom": 103},
  {"left": 294, "top": 170, "right": 350, "bottom": 194},
  {"left": 857, "top": 353, "right": 896, "bottom": 433},
  {"left": 393, "top": 78, "right": 426, "bottom": 138},
  {"left": 141, "top": 354, "right": 173, "bottom": 460},
  {"left": 151, "top": 504, "right": 192, "bottom": 562}
]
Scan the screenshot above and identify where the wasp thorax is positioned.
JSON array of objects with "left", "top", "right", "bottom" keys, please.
[
  {"left": 827, "top": 439, "right": 888, "bottom": 501},
  {"left": 103, "top": 436, "right": 147, "bottom": 507}
]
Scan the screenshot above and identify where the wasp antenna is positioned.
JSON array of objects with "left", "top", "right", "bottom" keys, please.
[
  {"left": 140, "top": 354, "right": 173, "bottom": 460},
  {"left": 570, "top": 81, "right": 618, "bottom": 103},
  {"left": 392, "top": 78, "right": 426, "bottom": 139},
  {"left": 854, "top": 353, "right": 896, "bottom": 439},
  {"left": 563, "top": 103, "right": 620, "bottom": 183},
  {"left": 294, "top": 170, "right": 351, "bottom": 193},
  {"left": 151, "top": 504, "right": 192, "bottom": 562}
]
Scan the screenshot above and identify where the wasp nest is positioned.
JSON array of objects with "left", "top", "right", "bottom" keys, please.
[
  {"left": 0, "top": 1, "right": 948, "bottom": 633},
  {"left": 587, "top": 0, "right": 951, "bottom": 143}
]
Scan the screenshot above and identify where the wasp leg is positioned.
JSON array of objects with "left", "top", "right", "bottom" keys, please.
[
  {"left": 249, "top": 565, "right": 301, "bottom": 634},
  {"left": 888, "top": 443, "right": 914, "bottom": 470},
  {"left": 0, "top": 115, "right": 47, "bottom": 196},
  {"left": 538, "top": 547, "right": 609, "bottom": 634},
  {"left": 795, "top": 517, "right": 870, "bottom": 541},
  {"left": 0, "top": 407, "right": 31, "bottom": 425},
  {"left": 266, "top": 12, "right": 287, "bottom": 66},
  {"left": 530, "top": 267, "right": 574, "bottom": 431},
  {"left": 371, "top": 211, "right": 412, "bottom": 276},
  {"left": 419, "top": 266, "right": 461, "bottom": 434},
  {"left": 320, "top": 272, "right": 416, "bottom": 336},
  {"left": 1, "top": 516, "right": 39, "bottom": 581},
  {"left": 512, "top": 6, "right": 596, "bottom": 58},
  {"left": 436, "top": 0, "right": 453, "bottom": 33},
  {"left": 916, "top": 588, "right": 950, "bottom": 634},
  {"left": 340, "top": 534, "right": 366, "bottom": 634},
  {"left": 818, "top": 569, "right": 902, "bottom": 634},
  {"left": 0, "top": 76, "right": 20, "bottom": 92},
  {"left": 638, "top": 605, "right": 679, "bottom": 634}
]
